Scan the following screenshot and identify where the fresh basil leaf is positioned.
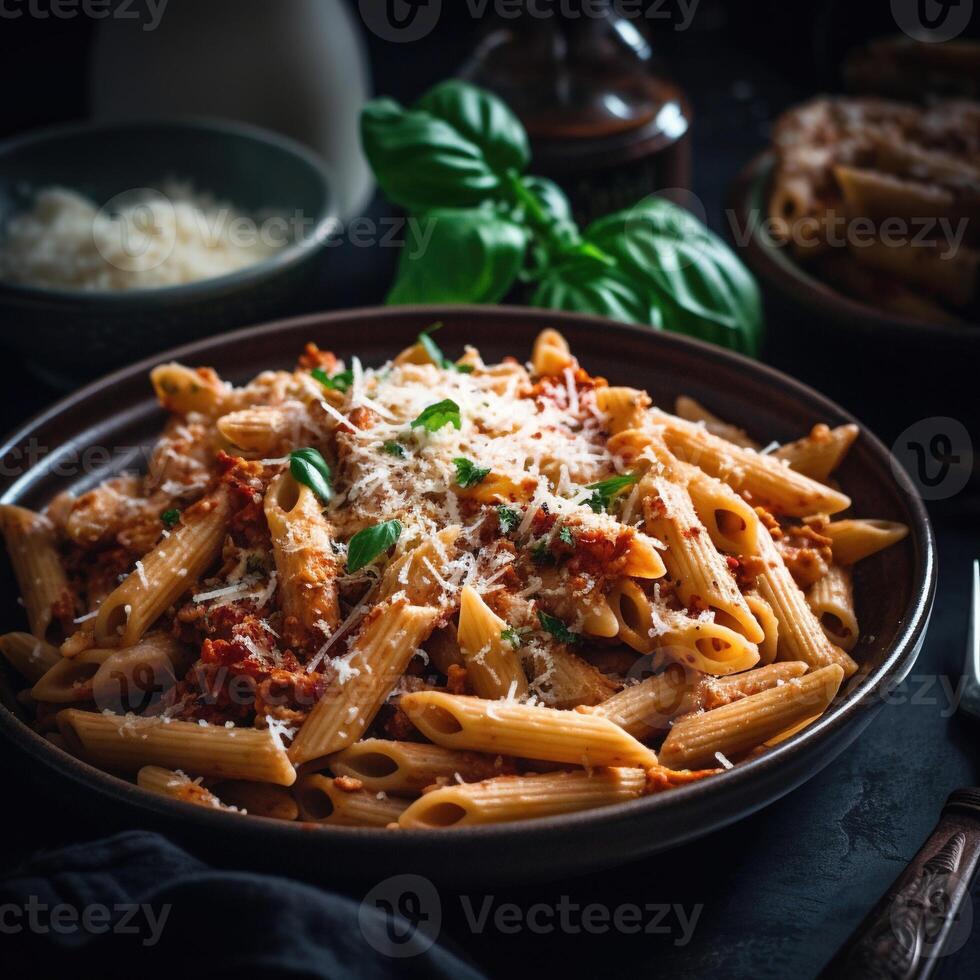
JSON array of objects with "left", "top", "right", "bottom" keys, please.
[
  {"left": 381, "top": 440, "right": 406, "bottom": 458},
  {"left": 497, "top": 506, "right": 521, "bottom": 534},
  {"left": 411, "top": 399, "right": 461, "bottom": 432},
  {"left": 346, "top": 520, "right": 402, "bottom": 574},
  {"left": 586, "top": 198, "right": 763, "bottom": 355},
  {"left": 585, "top": 472, "right": 638, "bottom": 513},
  {"left": 530, "top": 254, "right": 662, "bottom": 327},
  {"left": 387, "top": 208, "right": 526, "bottom": 305},
  {"left": 416, "top": 80, "right": 530, "bottom": 179},
  {"left": 519, "top": 176, "right": 579, "bottom": 246},
  {"left": 418, "top": 324, "right": 473, "bottom": 373},
  {"left": 160, "top": 508, "right": 180, "bottom": 528},
  {"left": 361, "top": 82, "right": 528, "bottom": 213},
  {"left": 537, "top": 610, "right": 580, "bottom": 645},
  {"left": 558, "top": 525, "right": 575, "bottom": 547},
  {"left": 312, "top": 367, "right": 353, "bottom": 392},
  {"left": 289, "top": 447, "right": 333, "bottom": 504},
  {"left": 453, "top": 457, "right": 490, "bottom": 489}
]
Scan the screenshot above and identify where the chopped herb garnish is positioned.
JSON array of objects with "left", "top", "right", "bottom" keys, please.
[
  {"left": 346, "top": 520, "right": 402, "bottom": 573},
  {"left": 311, "top": 367, "right": 353, "bottom": 392},
  {"left": 585, "top": 472, "right": 638, "bottom": 513},
  {"left": 558, "top": 525, "right": 575, "bottom": 547},
  {"left": 497, "top": 506, "right": 521, "bottom": 534},
  {"left": 411, "top": 398, "right": 461, "bottom": 432},
  {"left": 453, "top": 457, "right": 490, "bottom": 489},
  {"left": 382, "top": 440, "right": 406, "bottom": 458},
  {"left": 419, "top": 324, "right": 472, "bottom": 373},
  {"left": 160, "top": 508, "right": 180, "bottom": 528},
  {"left": 289, "top": 447, "right": 333, "bottom": 504},
  {"left": 501, "top": 627, "right": 531, "bottom": 649},
  {"left": 537, "top": 610, "right": 580, "bottom": 645}
]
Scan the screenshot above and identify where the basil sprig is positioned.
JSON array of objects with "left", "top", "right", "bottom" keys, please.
[
  {"left": 346, "top": 520, "right": 402, "bottom": 574},
  {"left": 289, "top": 448, "right": 333, "bottom": 504},
  {"left": 361, "top": 79, "right": 762, "bottom": 354}
]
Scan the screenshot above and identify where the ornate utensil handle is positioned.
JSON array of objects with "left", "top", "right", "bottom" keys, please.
[{"left": 820, "top": 788, "right": 980, "bottom": 979}]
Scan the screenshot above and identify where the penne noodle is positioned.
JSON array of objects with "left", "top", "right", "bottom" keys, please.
[
  {"left": 328, "top": 738, "right": 515, "bottom": 796},
  {"left": 457, "top": 586, "right": 529, "bottom": 700},
  {"left": 94, "top": 488, "right": 231, "bottom": 647},
  {"left": 399, "top": 690, "right": 659, "bottom": 769},
  {"left": 773, "top": 424, "right": 859, "bottom": 481},
  {"left": 211, "top": 780, "right": 300, "bottom": 820},
  {"left": 288, "top": 599, "right": 439, "bottom": 765},
  {"left": 137, "top": 766, "right": 231, "bottom": 810},
  {"left": 651, "top": 411, "right": 851, "bottom": 516},
  {"left": 398, "top": 768, "right": 648, "bottom": 828},
  {"left": 265, "top": 471, "right": 342, "bottom": 639},
  {"left": 58, "top": 709, "right": 296, "bottom": 785},
  {"left": 659, "top": 664, "right": 845, "bottom": 769},
  {"left": 822, "top": 519, "right": 909, "bottom": 566},
  {"left": 0, "top": 632, "right": 61, "bottom": 684},
  {"left": 0, "top": 504, "right": 74, "bottom": 642},
  {"left": 808, "top": 565, "right": 859, "bottom": 653},
  {"left": 531, "top": 328, "right": 574, "bottom": 376},
  {"left": 674, "top": 396, "right": 760, "bottom": 450},
  {"left": 295, "top": 774, "right": 408, "bottom": 827}
]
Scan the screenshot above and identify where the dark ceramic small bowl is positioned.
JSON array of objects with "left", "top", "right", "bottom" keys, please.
[
  {"left": 730, "top": 151, "right": 980, "bottom": 349},
  {"left": 0, "top": 306, "right": 935, "bottom": 886},
  {"left": 0, "top": 118, "right": 336, "bottom": 383}
]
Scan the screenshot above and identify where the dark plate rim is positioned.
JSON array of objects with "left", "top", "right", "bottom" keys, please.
[
  {"left": 0, "top": 116, "right": 337, "bottom": 305},
  {"left": 729, "top": 150, "right": 980, "bottom": 342},
  {"left": 0, "top": 304, "right": 937, "bottom": 847}
]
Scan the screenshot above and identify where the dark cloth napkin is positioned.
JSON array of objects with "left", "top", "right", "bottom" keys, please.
[{"left": 0, "top": 830, "right": 484, "bottom": 980}]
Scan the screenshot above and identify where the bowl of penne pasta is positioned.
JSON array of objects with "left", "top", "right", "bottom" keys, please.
[{"left": 0, "top": 305, "right": 935, "bottom": 884}]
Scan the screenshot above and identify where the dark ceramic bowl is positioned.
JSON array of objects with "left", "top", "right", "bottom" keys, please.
[
  {"left": 729, "top": 152, "right": 980, "bottom": 443},
  {"left": 0, "top": 118, "right": 336, "bottom": 384},
  {"left": 0, "top": 305, "right": 935, "bottom": 886}
]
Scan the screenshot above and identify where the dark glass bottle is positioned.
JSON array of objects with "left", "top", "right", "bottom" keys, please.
[{"left": 461, "top": 4, "right": 692, "bottom": 225}]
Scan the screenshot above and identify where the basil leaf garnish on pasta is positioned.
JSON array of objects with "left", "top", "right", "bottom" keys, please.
[
  {"left": 346, "top": 520, "right": 402, "bottom": 573},
  {"left": 585, "top": 472, "right": 638, "bottom": 513},
  {"left": 411, "top": 399, "right": 461, "bottom": 432},
  {"left": 382, "top": 440, "right": 406, "bottom": 458},
  {"left": 312, "top": 367, "right": 353, "bottom": 392},
  {"left": 537, "top": 610, "right": 580, "bottom": 645},
  {"left": 289, "top": 447, "right": 333, "bottom": 504},
  {"left": 453, "top": 457, "right": 490, "bottom": 488},
  {"left": 160, "top": 508, "right": 180, "bottom": 528}
]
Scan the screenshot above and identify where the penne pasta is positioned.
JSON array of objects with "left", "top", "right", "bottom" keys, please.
[
  {"left": 328, "top": 738, "right": 515, "bottom": 796},
  {"left": 457, "top": 586, "right": 529, "bottom": 700},
  {"left": 823, "top": 519, "right": 909, "bottom": 565},
  {"left": 0, "top": 632, "right": 62, "bottom": 684},
  {"left": 94, "top": 488, "right": 231, "bottom": 647},
  {"left": 58, "top": 709, "right": 296, "bottom": 785},
  {"left": 659, "top": 664, "right": 845, "bottom": 769},
  {"left": 773, "top": 424, "right": 859, "bottom": 481},
  {"left": 295, "top": 774, "right": 408, "bottom": 826},
  {"left": 808, "top": 565, "right": 859, "bottom": 653},
  {"left": 0, "top": 504, "right": 73, "bottom": 642},
  {"left": 400, "top": 690, "right": 659, "bottom": 768},
  {"left": 398, "top": 768, "right": 648, "bottom": 828}
]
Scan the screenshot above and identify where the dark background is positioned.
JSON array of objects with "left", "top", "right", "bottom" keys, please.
[{"left": 1, "top": 2, "right": 979, "bottom": 978}]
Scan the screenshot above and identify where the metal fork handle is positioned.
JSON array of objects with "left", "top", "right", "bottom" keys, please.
[{"left": 820, "top": 788, "right": 980, "bottom": 979}]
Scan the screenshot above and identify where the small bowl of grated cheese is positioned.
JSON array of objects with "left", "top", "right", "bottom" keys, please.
[{"left": 0, "top": 118, "right": 336, "bottom": 381}]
